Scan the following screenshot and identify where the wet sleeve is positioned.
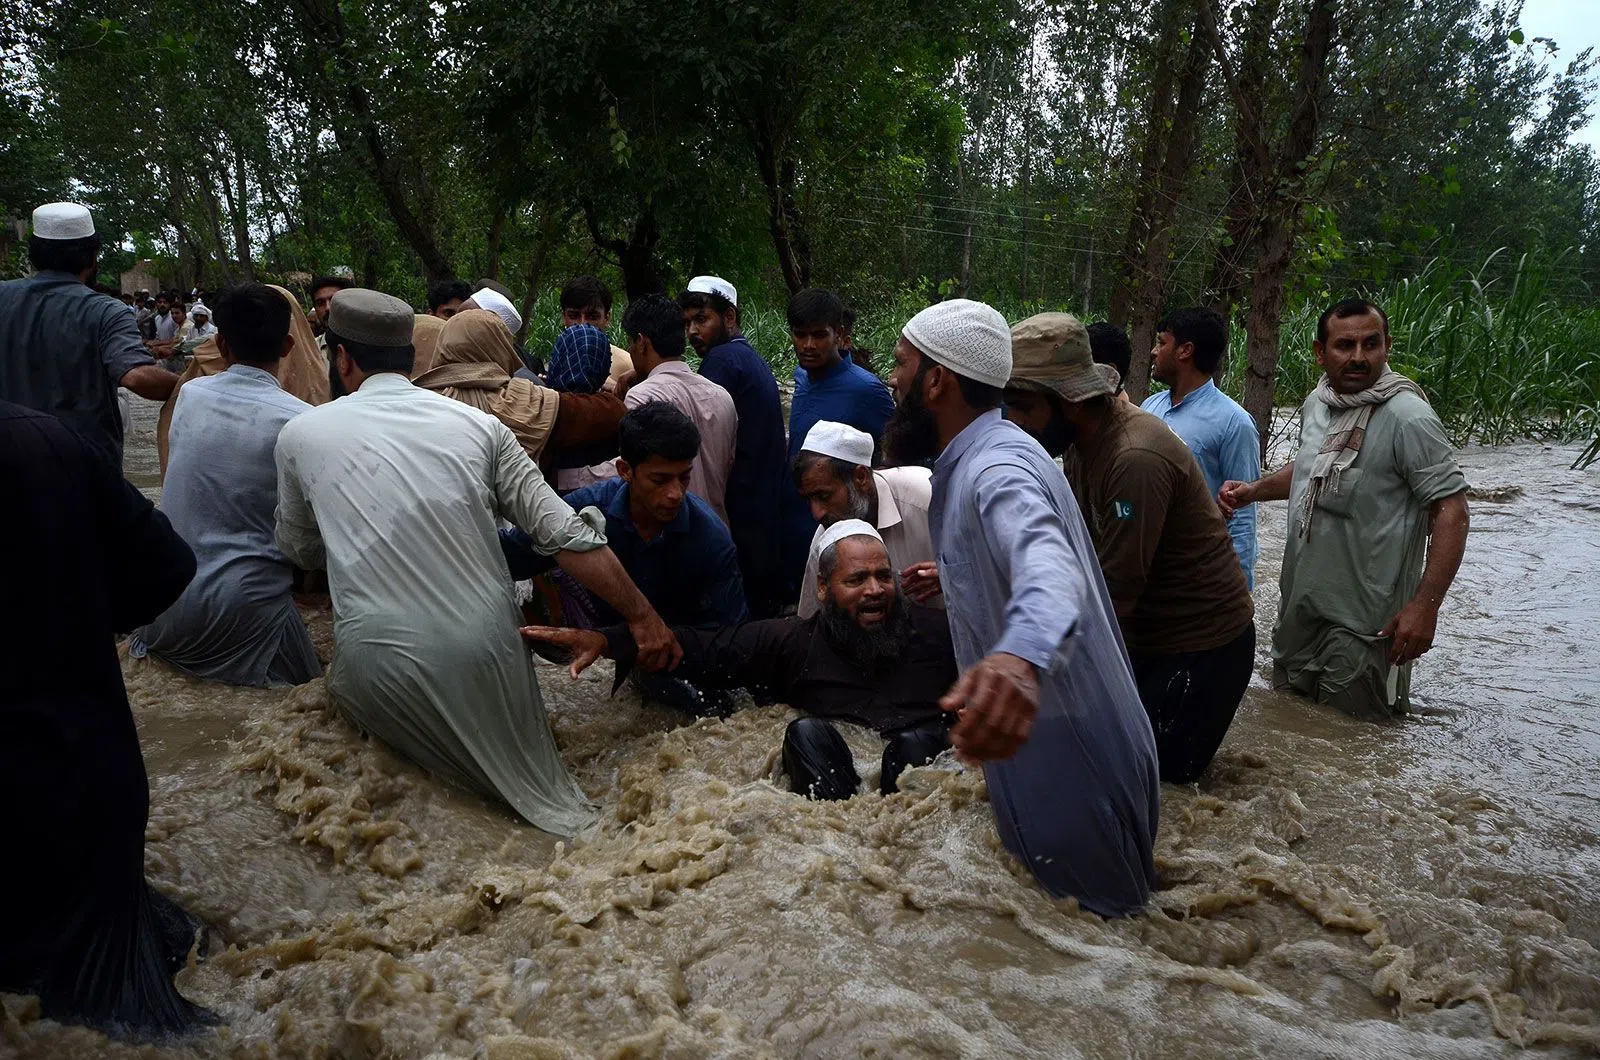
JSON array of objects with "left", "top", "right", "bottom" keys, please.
[
  {"left": 92, "top": 442, "right": 195, "bottom": 631},
  {"left": 548, "top": 391, "right": 625, "bottom": 447},
  {"left": 603, "top": 619, "right": 804, "bottom": 693},
  {"left": 1094, "top": 448, "right": 1173, "bottom": 609},
  {"left": 491, "top": 420, "right": 608, "bottom": 554},
  {"left": 98, "top": 301, "right": 155, "bottom": 385},
  {"left": 1393, "top": 402, "right": 1467, "bottom": 505},
  {"left": 973, "top": 462, "right": 1091, "bottom": 672},
  {"left": 703, "top": 535, "right": 750, "bottom": 624},
  {"left": 1220, "top": 414, "right": 1261, "bottom": 587},
  {"left": 273, "top": 426, "right": 325, "bottom": 570}
]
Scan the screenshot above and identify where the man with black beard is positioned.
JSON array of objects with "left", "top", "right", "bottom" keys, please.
[{"left": 523, "top": 520, "right": 958, "bottom": 799}]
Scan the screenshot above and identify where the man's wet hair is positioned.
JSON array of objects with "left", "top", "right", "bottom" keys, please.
[
  {"left": 310, "top": 275, "right": 354, "bottom": 297},
  {"left": 427, "top": 279, "right": 472, "bottom": 311},
  {"left": 677, "top": 287, "right": 738, "bottom": 325},
  {"left": 561, "top": 276, "right": 613, "bottom": 314},
  {"left": 620, "top": 400, "right": 701, "bottom": 466},
  {"left": 787, "top": 288, "right": 845, "bottom": 330},
  {"left": 1086, "top": 322, "right": 1132, "bottom": 382},
  {"left": 791, "top": 450, "right": 857, "bottom": 489},
  {"left": 323, "top": 327, "right": 414, "bottom": 376},
  {"left": 28, "top": 233, "right": 102, "bottom": 275},
  {"left": 1157, "top": 307, "right": 1229, "bottom": 374},
  {"left": 622, "top": 293, "right": 687, "bottom": 359},
  {"left": 1317, "top": 298, "right": 1389, "bottom": 345},
  {"left": 214, "top": 282, "right": 291, "bottom": 365}
]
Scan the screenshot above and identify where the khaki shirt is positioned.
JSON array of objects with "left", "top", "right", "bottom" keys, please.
[
  {"left": 797, "top": 466, "right": 940, "bottom": 617},
  {"left": 1070, "top": 402, "right": 1253, "bottom": 654}
]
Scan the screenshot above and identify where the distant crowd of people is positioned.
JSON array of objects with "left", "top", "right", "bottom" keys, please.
[{"left": 1, "top": 200, "right": 1470, "bottom": 1037}]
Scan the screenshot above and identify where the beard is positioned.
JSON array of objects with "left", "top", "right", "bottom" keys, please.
[
  {"left": 820, "top": 587, "right": 914, "bottom": 678},
  {"left": 883, "top": 367, "right": 940, "bottom": 466},
  {"left": 1029, "top": 405, "right": 1078, "bottom": 458}
]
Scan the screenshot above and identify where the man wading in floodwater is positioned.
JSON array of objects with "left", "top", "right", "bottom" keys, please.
[
  {"left": 883, "top": 298, "right": 1159, "bottom": 917},
  {"left": 1220, "top": 298, "right": 1470, "bottom": 720}
]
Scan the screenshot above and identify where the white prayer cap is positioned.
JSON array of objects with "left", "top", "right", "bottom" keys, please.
[
  {"left": 816, "top": 518, "right": 884, "bottom": 557},
  {"left": 800, "top": 420, "right": 874, "bottom": 468},
  {"left": 190, "top": 301, "right": 211, "bottom": 318},
  {"left": 471, "top": 287, "right": 522, "bottom": 334},
  {"left": 687, "top": 275, "right": 737, "bottom": 307},
  {"left": 901, "top": 298, "right": 1013, "bottom": 390},
  {"left": 32, "top": 202, "right": 96, "bottom": 240}
]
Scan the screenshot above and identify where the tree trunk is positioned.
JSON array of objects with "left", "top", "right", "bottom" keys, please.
[
  {"left": 219, "top": 141, "right": 256, "bottom": 280},
  {"left": 1123, "top": 4, "right": 1211, "bottom": 402},
  {"left": 485, "top": 200, "right": 510, "bottom": 281},
  {"left": 746, "top": 113, "right": 809, "bottom": 294},
  {"left": 582, "top": 199, "right": 664, "bottom": 301},
  {"left": 1107, "top": 0, "right": 1185, "bottom": 330}
]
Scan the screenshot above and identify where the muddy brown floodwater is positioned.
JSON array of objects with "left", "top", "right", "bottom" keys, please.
[{"left": 4, "top": 397, "right": 1597, "bottom": 1059}]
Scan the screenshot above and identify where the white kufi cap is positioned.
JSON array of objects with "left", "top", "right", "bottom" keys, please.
[
  {"left": 32, "top": 201, "right": 96, "bottom": 240},
  {"left": 800, "top": 420, "right": 874, "bottom": 468},
  {"left": 471, "top": 287, "right": 522, "bottom": 334},
  {"left": 190, "top": 301, "right": 211, "bottom": 318},
  {"left": 901, "top": 298, "right": 1013, "bottom": 390},
  {"left": 815, "top": 518, "right": 884, "bottom": 557},
  {"left": 687, "top": 275, "right": 737, "bottom": 307}
]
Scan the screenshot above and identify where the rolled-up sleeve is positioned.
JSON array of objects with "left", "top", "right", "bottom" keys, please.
[
  {"left": 973, "top": 462, "right": 1089, "bottom": 671},
  {"left": 1394, "top": 403, "right": 1467, "bottom": 505},
  {"left": 490, "top": 420, "right": 608, "bottom": 554},
  {"left": 98, "top": 301, "right": 155, "bottom": 384}
]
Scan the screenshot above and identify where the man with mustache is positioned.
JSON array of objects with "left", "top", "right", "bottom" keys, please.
[
  {"left": 1001, "top": 312, "right": 1255, "bottom": 784},
  {"left": 882, "top": 299, "right": 1158, "bottom": 917},
  {"left": 523, "top": 521, "right": 958, "bottom": 799},
  {"left": 1220, "top": 299, "right": 1470, "bottom": 720}
]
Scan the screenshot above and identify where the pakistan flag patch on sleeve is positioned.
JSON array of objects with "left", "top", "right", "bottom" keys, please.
[{"left": 1112, "top": 500, "right": 1134, "bottom": 521}]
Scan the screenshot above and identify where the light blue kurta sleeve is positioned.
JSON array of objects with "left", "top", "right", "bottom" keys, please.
[
  {"left": 488, "top": 419, "right": 609, "bottom": 554},
  {"left": 971, "top": 461, "right": 1088, "bottom": 672},
  {"left": 1219, "top": 412, "right": 1261, "bottom": 587},
  {"left": 272, "top": 423, "right": 325, "bottom": 570}
]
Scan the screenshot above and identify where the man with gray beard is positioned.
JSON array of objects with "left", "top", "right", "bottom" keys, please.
[{"left": 524, "top": 521, "right": 958, "bottom": 799}]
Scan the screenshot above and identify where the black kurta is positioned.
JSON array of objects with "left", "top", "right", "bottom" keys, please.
[
  {"left": 0, "top": 401, "right": 204, "bottom": 1035},
  {"left": 602, "top": 604, "right": 957, "bottom": 733}
]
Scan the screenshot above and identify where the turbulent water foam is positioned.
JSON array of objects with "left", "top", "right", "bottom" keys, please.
[{"left": 5, "top": 404, "right": 1597, "bottom": 1058}]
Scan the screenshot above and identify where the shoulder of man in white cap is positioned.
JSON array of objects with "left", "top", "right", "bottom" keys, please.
[
  {"left": 800, "top": 420, "right": 874, "bottom": 468},
  {"left": 687, "top": 275, "right": 737, "bottom": 307},
  {"left": 32, "top": 201, "right": 96, "bottom": 240},
  {"left": 816, "top": 517, "right": 884, "bottom": 557},
  {"left": 900, "top": 297, "right": 1013, "bottom": 390},
  {"left": 328, "top": 288, "right": 416, "bottom": 348},
  {"left": 1006, "top": 311, "right": 1111, "bottom": 403}
]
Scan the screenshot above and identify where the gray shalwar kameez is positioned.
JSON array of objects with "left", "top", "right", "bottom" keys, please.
[{"left": 931, "top": 410, "right": 1160, "bottom": 916}]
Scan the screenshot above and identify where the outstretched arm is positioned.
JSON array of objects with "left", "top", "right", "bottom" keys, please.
[{"left": 522, "top": 618, "right": 804, "bottom": 692}]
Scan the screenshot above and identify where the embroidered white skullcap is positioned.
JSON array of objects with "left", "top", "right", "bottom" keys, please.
[
  {"left": 901, "top": 298, "right": 1013, "bottom": 390},
  {"left": 800, "top": 420, "right": 874, "bottom": 468},
  {"left": 32, "top": 202, "right": 96, "bottom": 240},
  {"left": 189, "top": 301, "right": 211, "bottom": 317},
  {"left": 687, "top": 275, "right": 737, "bottom": 307},
  {"left": 471, "top": 287, "right": 522, "bottom": 334},
  {"left": 816, "top": 518, "right": 883, "bottom": 557}
]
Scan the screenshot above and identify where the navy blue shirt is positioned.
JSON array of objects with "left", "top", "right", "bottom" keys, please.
[
  {"left": 500, "top": 476, "right": 748, "bottom": 627},
  {"left": 0, "top": 271, "right": 155, "bottom": 466},
  {"left": 779, "top": 354, "right": 896, "bottom": 589},
  {"left": 698, "top": 335, "right": 789, "bottom": 615}
]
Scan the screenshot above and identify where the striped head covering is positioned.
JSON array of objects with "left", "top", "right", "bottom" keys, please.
[{"left": 546, "top": 323, "right": 613, "bottom": 393}]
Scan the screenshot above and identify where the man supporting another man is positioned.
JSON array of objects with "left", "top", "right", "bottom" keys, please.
[
  {"left": 524, "top": 521, "right": 957, "bottom": 799},
  {"left": 1220, "top": 299, "right": 1469, "bottom": 721},
  {"left": 885, "top": 299, "right": 1158, "bottom": 917},
  {"left": 622, "top": 293, "right": 739, "bottom": 525},
  {"left": 132, "top": 283, "right": 321, "bottom": 687},
  {"left": 274, "top": 289, "right": 680, "bottom": 836},
  {"left": 791, "top": 419, "right": 941, "bottom": 616},
  {"left": 1003, "top": 313, "right": 1255, "bottom": 785},
  {"left": 1142, "top": 307, "right": 1260, "bottom": 586},
  {"left": 681, "top": 275, "right": 790, "bottom": 617}
]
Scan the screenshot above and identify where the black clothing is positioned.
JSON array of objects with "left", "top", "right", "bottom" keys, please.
[
  {"left": 0, "top": 401, "right": 206, "bottom": 1035},
  {"left": 602, "top": 604, "right": 957, "bottom": 734},
  {"left": 1129, "top": 621, "right": 1256, "bottom": 784},
  {"left": 783, "top": 715, "right": 953, "bottom": 800}
]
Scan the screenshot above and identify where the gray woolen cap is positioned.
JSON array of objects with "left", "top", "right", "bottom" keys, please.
[{"left": 328, "top": 288, "right": 415, "bottom": 347}]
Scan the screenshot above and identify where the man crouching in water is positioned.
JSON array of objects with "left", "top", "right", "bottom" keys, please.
[{"left": 524, "top": 521, "right": 958, "bottom": 798}]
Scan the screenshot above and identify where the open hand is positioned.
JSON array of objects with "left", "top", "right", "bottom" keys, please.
[
  {"left": 629, "top": 611, "right": 682, "bottom": 672},
  {"left": 901, "top": 561, "right": 941, "bottom": 604},
  {"left": 1218, "top": 479, "right": 1256, "bottom": 520},
  {"left": 939, "top": 652, "right": 1039, "bottom": 763},
  {"left": 1379, "top": 599, "right": 1439, "bottom": 665},
  {"left": 520, "top": 626, "right": 608, "bottom": 678}
]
